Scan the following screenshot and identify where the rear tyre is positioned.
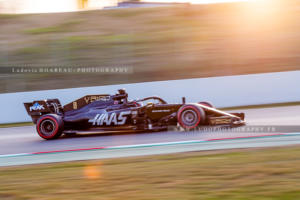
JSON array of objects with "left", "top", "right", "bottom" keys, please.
[
  {"left": 177, "top": 104, "right": 206, "bottom": 129},
  {"left": 36, "top": 114, "right": 64, "bottom": 140},
  {"left": 198, "top": 101, "right": 214, "bottom": 108}
]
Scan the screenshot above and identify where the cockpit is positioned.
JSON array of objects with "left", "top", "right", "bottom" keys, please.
[
  {"left": 111, "top": 89, "right": 128, "bottom": 105},
  {"left": 135, "top": 96, "right": 167, "bottom": 106},
  {"left": 111, "top": 89, "right": 167, "bottom": 107}
]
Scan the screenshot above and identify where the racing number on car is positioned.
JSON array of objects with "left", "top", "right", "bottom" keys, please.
[{"left": 89, "top": 111, "right": 131, "bottom": 126}]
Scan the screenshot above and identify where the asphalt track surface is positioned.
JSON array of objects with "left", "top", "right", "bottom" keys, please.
[{"left": 0, "top": 106, "right": 300, "bottom": 166}]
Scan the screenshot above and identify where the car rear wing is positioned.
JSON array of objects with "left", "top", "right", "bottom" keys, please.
[{"left": 24, "top": 99, "right": 62, "bottom": 123}]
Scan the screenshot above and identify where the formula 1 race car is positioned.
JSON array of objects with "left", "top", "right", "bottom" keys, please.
[{"left": 24, "top": 89, "right": 245, "bottom": 140}]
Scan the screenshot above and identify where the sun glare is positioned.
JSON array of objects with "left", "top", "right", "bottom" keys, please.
[
  {"left": 2, "top": 0, "right": 78, "bottom": 14},
  {"left": 0, "top": 0, "right": 256, "bottom": 14},
  {"left": 143, "top": 0, "right": 252, "bottom": 4},
  {"left": 0, "top": 0, "right": 282, "bottom": 14}
]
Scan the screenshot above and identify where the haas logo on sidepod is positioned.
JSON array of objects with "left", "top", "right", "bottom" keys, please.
[{"left": 89, "top": 111, "right": 131, "bottom": 126}]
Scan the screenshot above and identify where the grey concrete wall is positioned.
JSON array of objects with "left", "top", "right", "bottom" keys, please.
[{"left": 0, "top": 70, "right": 299, "bottom": 123}]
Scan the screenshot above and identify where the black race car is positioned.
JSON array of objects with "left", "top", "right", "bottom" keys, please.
[{"left": 24, "top": 89, "right": 245, "bottom": 140}]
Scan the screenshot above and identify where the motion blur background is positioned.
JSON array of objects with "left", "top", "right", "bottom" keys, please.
[
  {"left": 1, "top": 1, "right": 300, "bottom": 199},
  {"left": 0, "top": 0, "right": 299, "bottom": 93}
]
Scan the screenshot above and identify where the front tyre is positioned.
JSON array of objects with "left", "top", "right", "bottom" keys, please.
[
  {"left": 177, "top": 104, "right": 206, "bottom": 129},
  {"left": 36, "top": 114, "right": 64, "bottom": 140}
]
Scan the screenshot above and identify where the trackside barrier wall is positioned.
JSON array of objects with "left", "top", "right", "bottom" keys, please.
[{"left": 0, "top": 70, "right": 299, "bottom": 123}]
